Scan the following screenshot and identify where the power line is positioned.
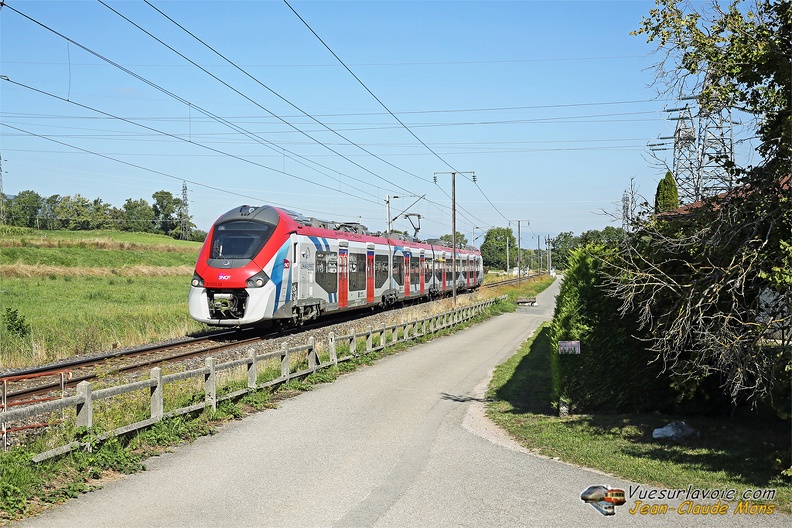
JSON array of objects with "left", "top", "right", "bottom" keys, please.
[
  {"left": 0, "top": 122, "right": 391, "bottom": 222},
  {"left": 2, "top": 1, "right": 397, "bottom": 200},
  {"left": 283, "top": 0, "right": 458, "bottom": 174},
  {"left": 141, "top": 0, "right": 434, "bottom": 189},
  {"left": 282, "top": 1, "right": 514, "bottom": 226},
  {"left": 283, "top": 0, "right": 497, "bottom": 229},
  {"left": 4, "top": 1, "right": 511, "bottom": 235},
  {"left": 1, "top": 80, "right": 382, "bottom": 205}
]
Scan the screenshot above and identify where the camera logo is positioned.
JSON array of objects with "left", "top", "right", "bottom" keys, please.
[{"left": 581, "top": 485, "right": 626, "bottom": 516}]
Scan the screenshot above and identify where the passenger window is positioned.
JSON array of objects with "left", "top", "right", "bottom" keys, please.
[
  {"left": 315, "top": 251, "right": 338, "bottom": 293},
  {"left": 349, "top": 253, "right": 367, "bottom": 291}
]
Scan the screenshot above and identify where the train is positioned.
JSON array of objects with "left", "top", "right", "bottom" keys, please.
[{"left": 188, "top": 205, "right": 484, "bottom": 327}]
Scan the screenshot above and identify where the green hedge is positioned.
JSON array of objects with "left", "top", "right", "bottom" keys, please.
[{"left": 549, "top": 246, "right": 674, "bottom": 413}]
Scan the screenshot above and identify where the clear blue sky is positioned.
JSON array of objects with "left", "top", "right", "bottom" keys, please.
[{"left": 0, "top": 0, "right": 755, "bottom": 247}]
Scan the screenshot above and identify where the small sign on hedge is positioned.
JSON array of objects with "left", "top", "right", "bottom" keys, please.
[{"left": 558, "top": 340, "right": 581, "bottom": 354}]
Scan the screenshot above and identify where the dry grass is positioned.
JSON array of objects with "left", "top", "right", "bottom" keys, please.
[
  {"left": 0, "top": 237, "right": 195, "bottom": 252},
  {"left": 0, "top": 264, "right": 193, "bottom": 278}
]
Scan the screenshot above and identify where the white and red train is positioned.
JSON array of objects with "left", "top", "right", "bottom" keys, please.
[{"left": 188, "top": 205, "right": 484, "bottom": 326}]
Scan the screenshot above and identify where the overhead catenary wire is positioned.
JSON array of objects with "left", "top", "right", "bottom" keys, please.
[
  {"left": 142, "top": 0, "right": 435, "bottom": 190},
  {"left": 93, "top": 0, "right": 411, "bottom": 198},
  {"left": 282, "top": 0, "right": 495, "bottom": 230},
  {"left": 0, "top": 122, "right": 399, "bottom": 223},
  {"left": 0, "top": 1, "right": 641, "bottom": 237},
  {"left": 3, "top": 0, "right": 475, "bottom": 230},
  {"left": 2, "top": 78, "right": 383, "bottom": 206},
  {"left": 283, "top": 0, "right": 457, "bottom": 174},
  {"left": 0, "top": 3, "right": 404, "bottom": 204},
  {"left": 282, "top": 0, "right": 519, "bottom": 230}
]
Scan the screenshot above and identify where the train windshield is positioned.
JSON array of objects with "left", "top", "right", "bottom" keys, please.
[{"left": 211, "top": 220, "right": 274, "bottom": 260}]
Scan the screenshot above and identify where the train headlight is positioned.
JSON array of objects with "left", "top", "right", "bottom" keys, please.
[
  {"left": 191, "top": 272, "right": 205, "bottom": 288},
  {"left": 246, "top": 270, "right": 270, "bottom": 288}
]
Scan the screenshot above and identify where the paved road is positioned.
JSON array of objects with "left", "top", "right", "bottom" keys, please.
[{"left": 18, "top": 280, "right": 788, "bottom": 527}]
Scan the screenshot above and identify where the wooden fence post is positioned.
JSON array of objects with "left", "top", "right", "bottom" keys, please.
[
  {"left": 150, "top": 367, "right": 163, "bottom": 421},
  {"left": 247, "top": 350, "right": 257, "bottom": 389},
  {"left": 308, "top": 337, "right": 317, "bottom": 371},
  {"left": 204, "top": 357, "right": 216, "bottom": 412},
  {"left": 281, "top": 343, "right": 290, "bottom": 379},
  {"left": 76, "top": 381, "right": 93, "bottom": 428},
  {"left": 328, "top": 332, "right": 337, "bottom": 365}
]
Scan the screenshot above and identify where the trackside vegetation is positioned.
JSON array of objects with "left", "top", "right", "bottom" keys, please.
[
  {"left": 0, "top": 228, "right": 204, "bottom": 368},
  {"left": 0, "top": 282, "right": 545, "bottom": 522},
  {"left": 486, "top": 323, "right": 792, "bottom": 514}
]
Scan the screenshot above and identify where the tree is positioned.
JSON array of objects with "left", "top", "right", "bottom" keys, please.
[
  {"left": 654, "top": 171, "right": 679, "bottom": 213},
  {"left": 578, "top": 226, "right": 623, "bottom": 248},
  {"left": 550, "top": 231, "right": 578, "bottom": 270},
  {"left": 54, "top": 194, "right": 92, "bottom": 230},
  {"left": 151, "top": 190, "right": 181, "bottom": 235},
  {"left": 121, "top": 198, "right": 155, "bottom": 232},
  {"left": 480, "top": 227, "right": 515, "bottom": 270},
  {"left": 41, "top": 194, "right": 62, "bottom": 230},
  {"left": 439, "top": 232, "right": 468, "bottom": 247},
  {"left": 609, "top": 0, "right": 792, "bottom": 408},
  {"left": 8, "top": 190, "right": 42, "bottom": 228},
  {"left": 89, "top": 198, "right": 113, "bottom": 230}
]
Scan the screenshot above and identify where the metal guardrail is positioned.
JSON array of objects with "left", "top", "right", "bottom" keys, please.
[{"left": 2, "top": 296, "right": 506, "bottom": 462}]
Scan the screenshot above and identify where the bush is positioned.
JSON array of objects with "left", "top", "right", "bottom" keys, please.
[
  {"left": 3, "top": 308, "right": 31, "bottom": 338},
  {"left": 549, "top": 246, "right": 674, "bottom": 413}
]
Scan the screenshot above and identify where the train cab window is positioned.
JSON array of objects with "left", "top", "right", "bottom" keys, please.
[
  {"left": 375, "top": 255, "right": 390, "bottom": 288},
  {"left": 315, "top": 251, "right": 338, "bottom": 294},
  {"left": 211, "top": 220, "right": 274, "bottom": 260},
  {"left": 348, "top": 253, "right": 367, "bottom": 291}
]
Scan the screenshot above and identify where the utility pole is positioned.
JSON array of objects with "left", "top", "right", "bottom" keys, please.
[
  {"left": 505, "top": 222, "right": 510, "bottom": 275},
  {"left": 517, "top": 220, "right": 522, "bottom": 285},
  {"left": 545, "top": 235, "right": 552, "bottom": 272},
  {"left": 385, "top": 195, "right": 399, "bottom": 236},
  {"left": 0, "top": 152, "right": 5, "bottom": 225},
  {"left": 515, "top": 220, "right": 529, "bottom": 282},
  {"left": 434, "top": 171, "right": 475, "bottom": 306},
  {"left": 537, "top": 235, "right": 541, "bottom": 273}
]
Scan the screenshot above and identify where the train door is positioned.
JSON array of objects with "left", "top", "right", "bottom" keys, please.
[
  {"left": 465, "top": 255, "right": 471, "bottom": 288},
  {"left": 441, "top": 252, "right": 447, "bottom": 291},
  {"left": 338, "top": 242, "right": 348, "bottom": 308},
  {"left": 366, "top": 244, "right": 375, "bottom": 304},
  {"left": 298, "top": 239, "right": 314, "bottom": 299},
  {"left": 403, "top": 248, "right": 411, "bottom": 297},
  {"left": 419, "top": 250, "right": 425, "bottom": 296}
]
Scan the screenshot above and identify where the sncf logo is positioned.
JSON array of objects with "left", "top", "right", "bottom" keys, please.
[
  {"left": 283, "top": 259, "right": 291, "bottom": 269},
  {"left": 218, "top": 274, "right": 231, "bottom": 280}
]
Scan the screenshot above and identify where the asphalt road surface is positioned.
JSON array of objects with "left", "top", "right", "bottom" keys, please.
[{"left": 18, "top": 279, "right": 789, "bottom": 527}]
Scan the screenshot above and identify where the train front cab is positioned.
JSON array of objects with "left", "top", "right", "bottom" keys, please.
[{"left": 189, "top": 206, "right": 289, "bottom": 326}]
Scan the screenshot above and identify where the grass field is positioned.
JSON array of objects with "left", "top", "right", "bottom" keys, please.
[
  {"left": 0, "top": 229, "right": 204, "bottom": 368},
  {"left": 0, "top": 228, "right": 542, "bottom": 368},
  {"left": 487, "top": 324, "right": 792, "bottom": 514}
]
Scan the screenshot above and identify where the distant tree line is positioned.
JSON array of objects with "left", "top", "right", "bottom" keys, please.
[
  {"left": 0, "top": 189, "right": 207, "bottom": 242},
  {"left": 477, "top": 225, "right": 623, "bottom": 273}
]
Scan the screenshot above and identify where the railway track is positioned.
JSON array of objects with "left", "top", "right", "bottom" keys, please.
[
  {"left": 1, "top": 330, "right": 256, "bottom": 403},
  {"left": 2, "top": 276, "right": 543, "bottom": 409}
]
